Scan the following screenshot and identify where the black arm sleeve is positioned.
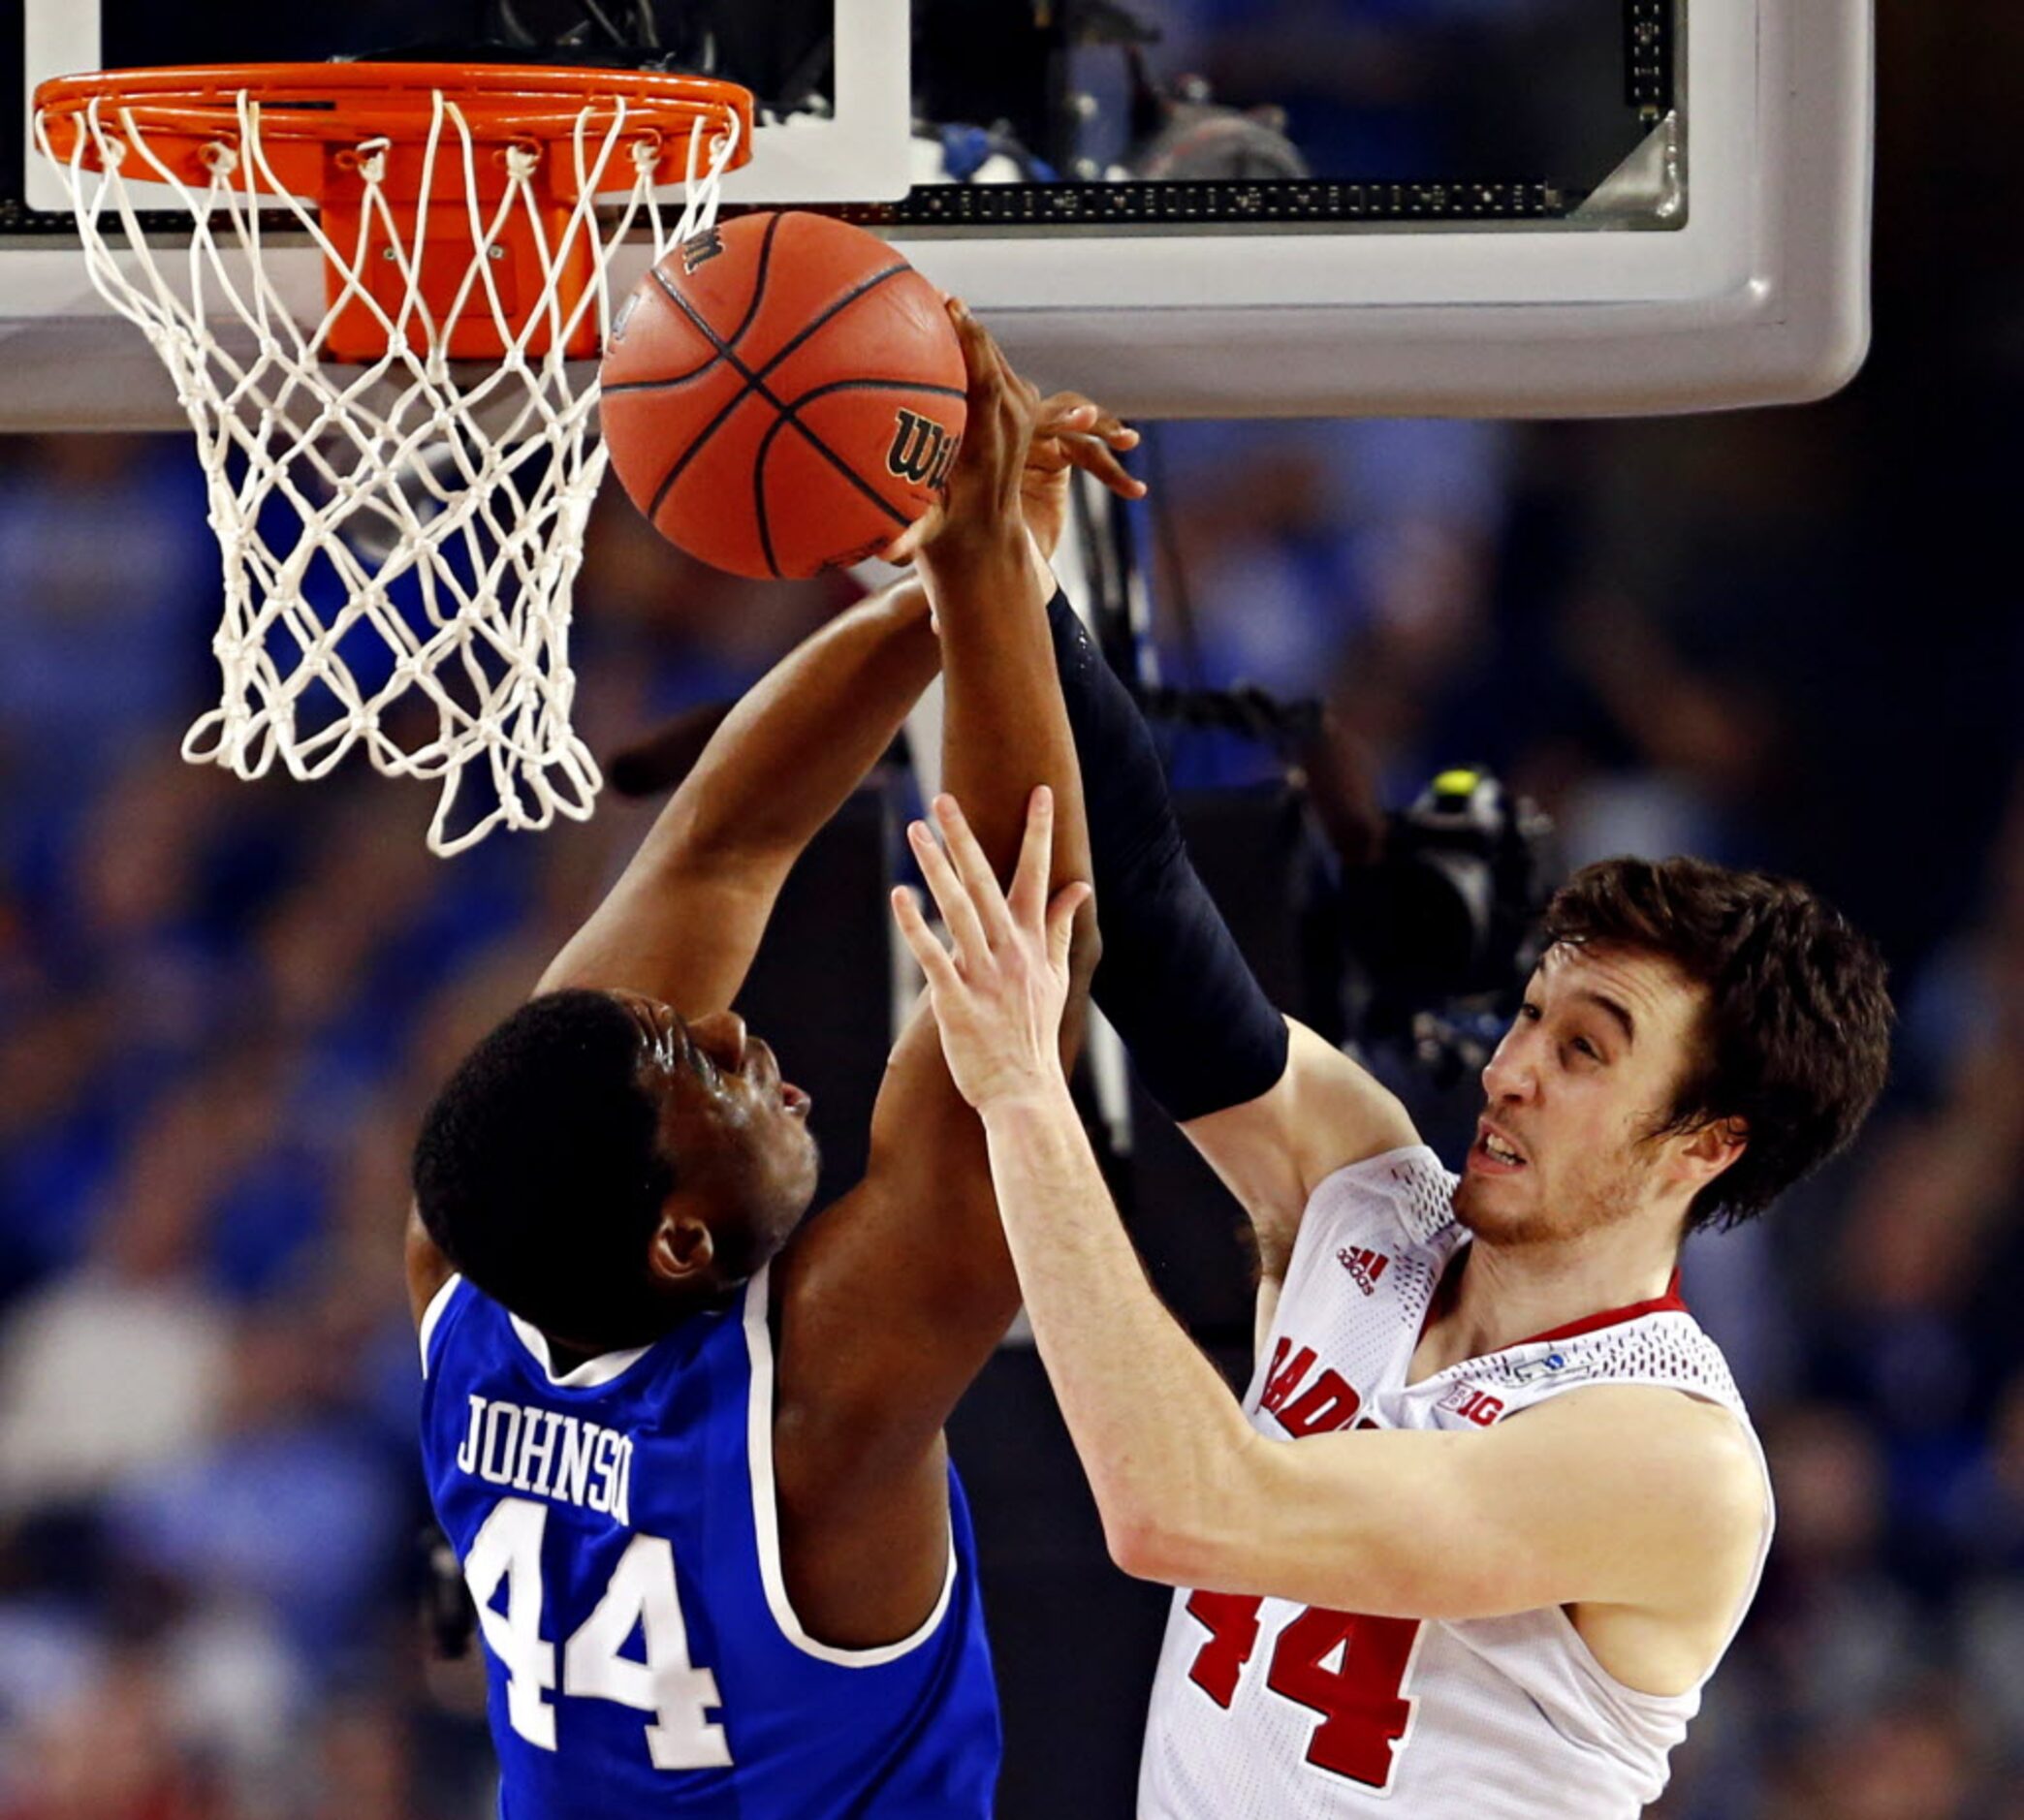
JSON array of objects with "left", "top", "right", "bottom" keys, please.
[{"left": 1048, "top": 590, "right": 1290, "bottom": 1121}]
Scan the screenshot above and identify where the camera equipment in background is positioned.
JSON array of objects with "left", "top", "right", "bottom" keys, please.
[
  {"left": 1342, "top": 768, "right": 1552, "bottom": 1012},
  {"left": 1337, "top": 767, "right": 1555, "bottom": 1088},
  {"left": 1136, "top": 680, "right": 1555, "bottom": 1085}
]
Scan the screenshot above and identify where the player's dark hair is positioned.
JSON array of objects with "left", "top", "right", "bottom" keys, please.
[
  {"left": 412, "top": 989, "right": 675, "bottom": 1343},
  {"left": 1541, "top": 856, "right": 1892, "bottom": 1234}
]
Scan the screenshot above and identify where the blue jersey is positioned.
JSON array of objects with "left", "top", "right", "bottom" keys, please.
[{"left": 418, "top": 1263, "right": 1000, "bottom": 1819}]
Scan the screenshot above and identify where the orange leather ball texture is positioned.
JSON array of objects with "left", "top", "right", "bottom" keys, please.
[{"left": 599, "top": 211, "right": 967, "bottom": 580}]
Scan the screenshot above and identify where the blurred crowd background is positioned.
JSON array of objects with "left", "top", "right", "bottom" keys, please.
[{"left": 3, "top": 1, "right": 2022, "bottom": 1816}]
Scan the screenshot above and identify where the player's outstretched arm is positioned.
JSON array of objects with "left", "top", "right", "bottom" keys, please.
[
  {"left": 404, "top": 391, "right": 1137, "bottom": 1333},
  {"left": 894, "top": 797, "right": 1763, "bottom": 1690},
  {"left": 406, "top": 587, "right": 941, "bottom": 1326},
  {"left": 767, "top": 309, "right": 1107, "bottom": 1603},
  {"left": 1036, "top": 590, "right": 1416, "bottom": 1293},
  {"left": 536, "top": 339, "right": 1139, "bottom": 1020}
]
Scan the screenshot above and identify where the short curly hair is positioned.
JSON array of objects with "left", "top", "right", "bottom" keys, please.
[
  {"left": 1541, "top": 856, "right": 1892, "bottom": 1233},
  {"left": 412, "top": 989, "right": 675, "bottom": 1343}
]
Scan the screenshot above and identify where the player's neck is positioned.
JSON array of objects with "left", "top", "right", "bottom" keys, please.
[
  {"left": 1414, "top": 1219, "right": 1681, "bottom": 1379},
  {"left": 542, "top": 1333, "right": 608, "bottom": 1375}
]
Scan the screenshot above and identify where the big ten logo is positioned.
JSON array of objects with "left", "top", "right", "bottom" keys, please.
[
  {"left": 1258, "top": 1336, "right": 1376, "bottom": 1438},
  {"left": 1439, "top": 1384, "right": 1506, "bottom": 1428},
  {"left": 679, "top": 226, "right": 726, "bottom": 274},
  {"left": 886, "top": 409, "right": 960, "bottom": 489}
]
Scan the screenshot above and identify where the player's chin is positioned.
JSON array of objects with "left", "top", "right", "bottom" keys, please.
[
  {"left": 738, "top": 1157, "right": 821, "bottom": 1280},
  {"left": 1450, "top": 1170, "right": 1530, "bottom": 1239},
  {"left": 773, "top": 1126, "right": 823, "bottom": 1236},
  {"left": 791, "top": 1126, "right": 821, "bottom": 1209}
]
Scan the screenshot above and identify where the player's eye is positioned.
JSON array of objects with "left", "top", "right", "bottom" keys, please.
[
  {"left": 1570, "top": 1036, "right": 1602, "bottom": 1062},
  {"left": 1519, "top": 1001, "right": 1541, "bottom": 1022}
]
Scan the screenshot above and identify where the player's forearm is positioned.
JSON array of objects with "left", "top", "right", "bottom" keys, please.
[
  {"left": 538, "top": 581, "right": 937, "bottom": 1001},
  {"left": 656, "top": 579, "right": 938, "bottom": 866},
  {"left": 1044, "top": 595, "right": 1287, "bottom": 1119},
  {"left": 931, "top": 533, "right": 1099, "bottom": 1019},
  {"left": 978, "top": 1082, "right": 1260, "bottom": 1575}
]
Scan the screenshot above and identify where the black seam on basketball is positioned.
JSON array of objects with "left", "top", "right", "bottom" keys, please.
[
  {"left": 645, "top": 292, "right": 776, "bottom": 521},
  {"left": 657, "top": 259, "right": 916, "bottom": 413},
  {"left": 754, "top": 421, "right": 782, "bottom": 580},
  {"left": 755, "top": 401, "right": 915, "bottom": 537},
  {"left": 608, "top": 215, "right": 786, "bottom": 396},
  {"left": 746, "top": 264, "right": 914, "bottom": 391},
  {"left": 781, "top": 378, "right": 968, "bottom": 408},
  {"left": 601, "top": 365, "right": 727, "bottom": 395},
  {"left": 642, "top": 252, "right": 921, "bottom": 529},
  {"left": 728, "top": 211, "right": 788, "bottom": 353}
]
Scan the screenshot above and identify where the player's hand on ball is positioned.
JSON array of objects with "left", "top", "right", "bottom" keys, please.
[
  {"left": 882, "top": 299, "right": 1028, "bottom": 569},
  {"left": 891, "top": 788, "right": 1091, "bottom": 1113},
  {"left": 882, "top": 298, "right": 1143, "bottom": 568}
]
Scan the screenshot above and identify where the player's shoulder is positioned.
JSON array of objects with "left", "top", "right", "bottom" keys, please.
[
  {"left": 1514, "top": 1299, "right": 1749, "bottom": 1415},
  {"left": 1301, "top": 1142, "right": 1460, "bottom": 1250},
  {"left": 418, "top": 1270, "right": 712, "bottom": 1396},
  {"left": 1270, "top": 1142, "right": 1460, "bottom": 1319},
  {"left": 418, "top": 1270, "right": 473, "bottom": 1380},
  {"left": 1502, "top": 1377, "right": 1767, "bottom": 1538}
]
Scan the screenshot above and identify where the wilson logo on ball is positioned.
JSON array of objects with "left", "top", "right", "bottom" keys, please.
[
  {"left": 886, "top": 410, "right": 960, "bottom": 488},
  {"left": 680, "top": 227, "right": 726, "bottom": 274}
]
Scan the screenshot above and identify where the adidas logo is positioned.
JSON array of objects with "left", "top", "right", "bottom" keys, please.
[{"left": 1336, "top": 1246, "right": 1390, "bottom": 1297}]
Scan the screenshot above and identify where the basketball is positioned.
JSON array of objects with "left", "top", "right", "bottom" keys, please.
[{"left": 598, "top": 211, "right": 967, "bottom": 580}]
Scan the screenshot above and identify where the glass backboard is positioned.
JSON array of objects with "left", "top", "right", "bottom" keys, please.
[{"left": 2, "top": 0, "right": 1873, "bottom": 424}]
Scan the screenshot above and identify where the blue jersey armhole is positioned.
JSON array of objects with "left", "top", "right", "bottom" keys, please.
[
  {"left": 418, "top": 1272, "right": 468, "bottom": 1381},
  {"left": 741, "top": 1265, "right": 962, "bottom": 1667}
]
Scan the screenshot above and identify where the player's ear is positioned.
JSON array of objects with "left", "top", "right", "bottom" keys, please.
[
  {"left": 1679, "top": 1115, "right": 1748, "bottom": 1184},
  {"left": 648, "top": 1206, "right": 715, "bottom": 1287}
]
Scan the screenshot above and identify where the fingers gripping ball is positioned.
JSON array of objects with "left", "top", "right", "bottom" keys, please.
[{"left": 599, "top": 211, "right": 967, "bottom": 580}]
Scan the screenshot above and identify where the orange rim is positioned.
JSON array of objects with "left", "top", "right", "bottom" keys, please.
[{"left": 35, "top": 61, "right": 754, "bottom": 194}]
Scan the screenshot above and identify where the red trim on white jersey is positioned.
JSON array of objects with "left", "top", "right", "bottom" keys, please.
[
  {"left": 1509, "top": 1268, "right": 1688, "bottom": 1349},
  {"left": 1417, "top": 1256, "right": 1689, "bottom": 1356}
]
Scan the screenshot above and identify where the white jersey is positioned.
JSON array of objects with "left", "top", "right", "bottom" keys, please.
[{"left": 1139, "top": 1145, "right": 1772, "bottom": 1820}]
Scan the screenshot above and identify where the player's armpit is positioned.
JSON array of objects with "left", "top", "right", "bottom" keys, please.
[
  {"left": 765, "top": 999, "right": 1016, "bottom": 1643},
  {"left": 1179, "top": 1018, "right": 1418, "bottom": 1266},
  {"left": 1131, "top": 1384, "right": 1765, "bottom": 1632}
]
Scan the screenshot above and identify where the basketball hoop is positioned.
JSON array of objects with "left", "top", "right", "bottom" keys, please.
[{"left": 35, "top": 63, "right": 753, "bottom": 854}]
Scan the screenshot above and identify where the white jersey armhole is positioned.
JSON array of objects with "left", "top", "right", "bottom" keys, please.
[
  {"left": 417, "top": 1272, "right": 463, "bottom": 1380},
  {"left": 1303, "top": 1140, "right": 1444, "bottom": 1200},
  {"left": 741, "top": 1264, "right": 958, "bottom": 1668}
]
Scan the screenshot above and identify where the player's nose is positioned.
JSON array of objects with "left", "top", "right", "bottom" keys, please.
[
  {"left": 688, "top": 1010, "right": 748, "bottom": 1073},
  {"left": 1480, "top": 1030, "right": 1535, "bottom": 1104}
]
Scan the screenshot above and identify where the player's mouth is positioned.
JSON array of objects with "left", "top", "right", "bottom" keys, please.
[
  {"left": 779, "top": 1082, "right": 812, "bottom": 1118},
  {"left": 1469, "top": 1120, "right": 1528, "bottom": 1175}
]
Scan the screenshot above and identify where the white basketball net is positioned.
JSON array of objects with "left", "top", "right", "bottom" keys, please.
[{"left": 38, "top": 89, "right": 741, "bottom": 854}]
